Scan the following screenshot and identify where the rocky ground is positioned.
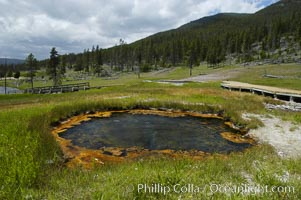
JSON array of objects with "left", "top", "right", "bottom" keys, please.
[
  {"left": 265, "top": 102, "right": 301, "bottom": 112},
  {"left": 244, "top": 113, "right": 301, "bottom": 158}
]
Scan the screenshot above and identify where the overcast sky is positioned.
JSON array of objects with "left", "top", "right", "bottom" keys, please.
[{"left": 0, "top": 0, "right": 278, "bottom": 60}]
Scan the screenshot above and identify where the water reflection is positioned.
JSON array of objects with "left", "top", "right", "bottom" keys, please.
[
  {"left": 60, "top": 113, "right": 252, "bottom": 153},
  {"left": 0, "top": 86, "right": 21, "bottom": 94}
]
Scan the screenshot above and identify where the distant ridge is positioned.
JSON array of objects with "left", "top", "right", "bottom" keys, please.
[
  {"left": 38, "top": 0, "right": 301, "bottom": 69},
  {"left": 0, "top": 58, "right": 25, "bottom": 65}
]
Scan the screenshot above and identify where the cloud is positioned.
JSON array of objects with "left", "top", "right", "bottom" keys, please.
[{"left": 0, "top": 0, "right": 278, "bottom": 59}]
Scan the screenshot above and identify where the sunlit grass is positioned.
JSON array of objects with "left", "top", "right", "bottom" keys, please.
[
  {"left": 232, "top": 64, "right": 301, "bottom": 90},
  {"left": 22, "top": 145, "right": 301, "bottom": 199},
  {"left": 1, "top": 64, "right": 301, "bottom": 199}
]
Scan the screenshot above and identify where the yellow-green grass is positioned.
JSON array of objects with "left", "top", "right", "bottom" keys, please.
[
  {"left": 1, "top": 96, "right": 301, "bottom": 199},
  {"left": 0, "top": 73, "right": 141, "bottom": 90},
  {"left": 2, "top": 64, "right": 301, "bottom": 90},
  {"left": 0, "top": 64, "right": 236, "bottom": 90},
  {"left": 232, "top": 64, "right": 301, "bottom": 90},
  {"left": 25, "top": 145, "right": 301, "bottom": 199},
  {"left": 1, "top": 66, "right": 301, "bottom": 199},
  {"left": 142, "top": 65, "right": 237, "bottom": 80}
]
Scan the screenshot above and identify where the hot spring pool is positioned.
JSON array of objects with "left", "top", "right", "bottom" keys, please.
[{"left": 59, "top": 112, "right": 252, "bottom": 154}]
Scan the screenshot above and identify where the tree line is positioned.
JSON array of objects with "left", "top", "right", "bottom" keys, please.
[
  {"left": 58, "top": 10, "right": 301, "bottom": 73},
  {"left": 1, "top": 5, "right": 301, "bottom": 86}
]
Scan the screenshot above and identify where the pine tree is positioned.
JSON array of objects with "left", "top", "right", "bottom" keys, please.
[
  {"left": 91, "top": 46, "right": 96, "bottom": 67},
  {"left": 137, "top": 47, "right": 142, "bottom": 78},
  {"left": 26, "top": 53, "right": 37, "bottom": 90},
  {"left": 47, "top": 47, "right": 62, "bottom": 86},
  {"left": 14, "top": 71, "right": 20, "bottom": 79},
  {"left": 188, "top": 42, "right": 197, "bottom": 76},
  {"left": 60, "top": 55, "right": 67, "bottom": 75},
  {"left": 94, "top": 46, "right": 103, "bottom": 76},
  {"left": 74, "top": 54, "right": 84, "bottom": 71},
  {"left": 83, "top": 49, "right": 90, "bottom": 73}
]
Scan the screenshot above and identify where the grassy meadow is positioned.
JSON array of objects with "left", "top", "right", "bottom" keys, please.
[
  {"left": 1, "top": 64, "right": 301, "bottom": 199},
  {"left": 233, "top": 64, "right": 301, "bottom": 90}
]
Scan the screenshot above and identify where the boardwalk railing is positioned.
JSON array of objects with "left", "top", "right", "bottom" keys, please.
[
  {"left": 221, "top": 82, "right": 301, "bottom": 103},
  {"left": 25, "top": 82, "right": 90, "bottom": 94}
]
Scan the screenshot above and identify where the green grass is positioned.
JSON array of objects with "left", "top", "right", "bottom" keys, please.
[
  {"left": 1, "top": 63, "right": 300, "bottom": 90},
  {"left": 1, "top": 64, "right": 301, "bottom": 199},
  {"left": 232, "top": 64, "right": 301, "bottom": 90},
  {"left": 0, "top": 64, "right": 235, "bottom": 90},
  {"left": 0, "top": 107, "right": 61, "bottom": 199},
  {"left": 10, "top": 143, "right": 301, "bottom": 199},
  {"left": 143, "top": 65, "right": 237, "bottom": 80}
]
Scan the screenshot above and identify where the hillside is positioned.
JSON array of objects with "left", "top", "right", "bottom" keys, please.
[
  {"left": 56, "top": 0, "right": 300, "bottom": 75},
  {"left": 125, "top": 0, "right": 301, "bottom": 64},
  {"left": 255, "top": 0, "right": 301, "bottom": 17},
  {"left": 0, "top": 58, "right": 25, "bottom": 65},
  {"left": 11, "top": 0, "right": 301, "bottom": 75}
]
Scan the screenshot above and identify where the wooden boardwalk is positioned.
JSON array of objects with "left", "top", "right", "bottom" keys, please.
[
  {"left": 221, "top": 81, "right": 301, "bottom": 103},
  {"left": 25, "top": 82, "right": 90, "bottom": 94}
]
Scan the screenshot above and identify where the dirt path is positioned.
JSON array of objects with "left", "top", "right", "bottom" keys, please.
[
  {"left": 175, "top": 66, "right": 301, "bottom": 95},
  {"left": 148, "top": 67, "right": 177, "bottom": 76},
  {"left": 179, "top": 68, "right": 246, "bottom": 82}
]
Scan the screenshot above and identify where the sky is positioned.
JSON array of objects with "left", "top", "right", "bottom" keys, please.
[{"left": 0, "top": 0, "right": 279, "bottom": 60}]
